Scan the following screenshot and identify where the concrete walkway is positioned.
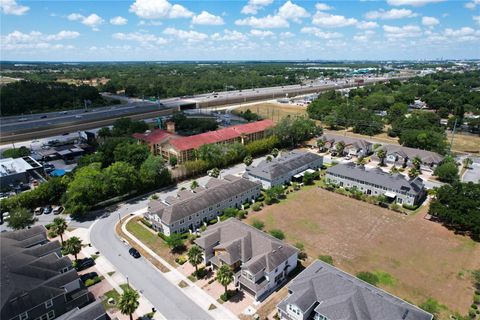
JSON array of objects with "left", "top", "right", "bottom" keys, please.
[{"left": 121, "top": 211, "right": 238, "bottom": 320}]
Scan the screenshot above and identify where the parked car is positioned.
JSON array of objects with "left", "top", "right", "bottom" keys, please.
[
  {"left": 80, "top": 272, "right": 98, "bottom": 283},
  {"left": 76, "top": 258, "right": 95, "bottom": 271},
  {"left": 43, "top": 205, "right": 52, "bottom": 214},
  {"left": 345, "top": 155, "right": 352, "bottom": 160},
  {"left": 34, "top": 207, "right": 43, "bottom": 215},
  {"left": 129, "top": 247, "right": 141, "bottom": 259},
  {"left": 40, "top": 115, "right": 47, "bottom": 119},
  {"left": 52, "top": 206, "right": 64, "bottom": 215}
]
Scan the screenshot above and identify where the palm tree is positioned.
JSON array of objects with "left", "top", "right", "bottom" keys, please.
[
  {"left": 190, "top": 180, "right": 199, "bottom": 190},
  {"left": 118, "top": 288, "right": 140, "bottom": 320},
  {"left": 376, "top": 148, "right": 387, "bottom": 167},
  {"left": 463, "top": 157, "right": 473, "bottom": 169},
  {"left": 63, "top": 236, "right": 82, "bottom": 261},
  {"left": 412, "top": 156, "right": 422, "bottom": 171},
  {"left": 243, "top": 155, "right": 253, "bottom": 166},
  {"left": 216, "top": 265, "right": 234, "bottom": 298},
  {"left": 317, "top": 138, "right": 326, "bottom": 152},
  {"left": 335, "top": 141, "right": 346, "bottom": 156},
  {"left": 187, "top": 245, "right": 203, "bottom": 277},
  {"left": 357, "top": 156, "right": 367, "bottom": 165},
  {"left": 51, "top": 217, "right": 68, "bottom": 245}
]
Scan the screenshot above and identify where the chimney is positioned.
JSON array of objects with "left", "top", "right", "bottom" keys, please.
[{"left": 166, "top": 121, "right": 175, "bottom": 134}]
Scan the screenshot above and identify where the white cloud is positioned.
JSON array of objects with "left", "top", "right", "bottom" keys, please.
[
  {"left": 113, "top": 32, "right": 167, "bottom": 45},
  {"left": 465, "top": 0, "right": 480, "bottom": 9},
  {"left": 443, "top": 27, "right": 479, "bottom": 39},
  {"left": 110, "top": 16, "right": 128, "bottom": 25},
  {"left": 422, "top": 16, "right": 439, "bottom": 26},
  {"left": 280, "top": 31, "right": 294, "bottom": 38},
  {"left": 1, "top": 30, "right": 79, "bottom": 50},
  {"left": 387, "top": 0, "right": 445, "bottom": 6},
  {"left": 365, "top": 8, "right": 417, "bottom": 20},
  {"left": 383, "top": 24, "right": 422, "bottom": 38},
  {"left": 163, "top": 27, "right": 208, "bottom": 41},
  {"left": 241, "top": 0, "right": 273, "bottom": 15},
  {"left": 138, "top": 20, "right": 163, "bottom": 26},
  {"left": 0, "top": 0, "right": 28, "bottom": 15},
  {"left": 301, "top": 26, "right": 343, "bottom": 39},
  {"left": 211, "top": 29, "right": 247, "bottom": 41},
  {"left": 277, "top": 1, "right": 309, "bottom": 23},
  {"left": 357, "top": 21, "right": 379, "bottom": 29},
  {"left": 312, "top": 12, "right": 358, "bottom": 28},
  {"left": 68, "top": 13, "right": 104, "bottom": 31},
  {"left": 235, "top": 15, "right": 289, "bottom": 29},
  {"left": 250, "top": 29, "right": 275, "bottom": 38},
  {"left": 315, "top": 3, "right": 333, "bottom": 11},
  {"left": 474, "top": 16, "right": 480, "bottom": 25},
  {"left": 192, "top": 11, "right": 224, "bottom": 25},
  {"left": 129, "top": 0, "right": 192, "bottom": 19},
  {"left": 353, "top": 30, "right": 376, "bottom": 42}
]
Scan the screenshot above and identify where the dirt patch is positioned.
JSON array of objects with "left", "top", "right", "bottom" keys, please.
[
  {"left": 236, "top": 103, "right": 306, "bottom": 123},
  {"left": 447, "top": 132, "right": 480, "bottom": 154},
  {"left": 246, "top": 187, "right": 480, "bottom": 316}
]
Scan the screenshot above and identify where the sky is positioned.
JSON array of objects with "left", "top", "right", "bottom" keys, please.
[{"left": 0, "top": 0, "right": 479, "bottom": 61}]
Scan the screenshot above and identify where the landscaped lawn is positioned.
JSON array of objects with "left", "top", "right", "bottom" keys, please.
[{"left": 246, "top": 187, "right": 480, "bottom": 318}]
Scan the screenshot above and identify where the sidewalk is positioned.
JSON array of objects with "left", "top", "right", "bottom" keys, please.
[
  {"left": 68, "top": 225, "right": 166, "bottom": 320},
  {"left": 121, "top": 211, "right": 238, "bottom": 320}
]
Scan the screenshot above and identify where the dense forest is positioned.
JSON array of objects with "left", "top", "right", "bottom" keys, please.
[{"left": 0, "top": 81, "right": 108, "bottom": 116}]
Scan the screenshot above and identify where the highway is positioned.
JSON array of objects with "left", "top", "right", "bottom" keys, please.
[{"left": 0, "top": 75, "right": 412, "bottom": 143}]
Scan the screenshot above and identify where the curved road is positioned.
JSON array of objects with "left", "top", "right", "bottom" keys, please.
[{"left": 90, "top": 201, "right": 213, "bottom": 320}]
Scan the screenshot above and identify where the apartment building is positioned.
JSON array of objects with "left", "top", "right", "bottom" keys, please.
[
  {"left": 277, "top": 260, "right": 433, "bottom": 320},
  {"left": 144, "top": 175, "right": 262, "bottom": 236},
  {"left": 244, "top": 151, "right": 323, "bottom": 188},
  {"left": 0, "top": 226, "right": 106, "bottom": 320},
  {"left": 195, "top": 218, "right": 298, "bottom": 301},
  {"left": 325, "top": 163, "right": 426, "bottom": 206}
]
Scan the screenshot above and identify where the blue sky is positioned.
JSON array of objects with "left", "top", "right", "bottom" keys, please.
[{"left": 1, "top": 0, "right": 479, "bottom": 61}]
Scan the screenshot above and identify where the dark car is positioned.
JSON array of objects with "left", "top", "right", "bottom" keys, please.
[
  {"left": 43, "top": 205, "right": 52, "bottom": 214},
  {"left": 76, "top": 258, "right": 95, "bottom": 271},
  {"left": 129, "top": 247, "right": 141, "bottom": 258},
  {"left": 80, "top": 272, "right": 98, "bottom": 283},
  {"left": 40, "top": 115, "right": 47, "bottom": 119}
]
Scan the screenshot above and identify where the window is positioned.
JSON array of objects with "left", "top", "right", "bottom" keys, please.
[
  {"left": 45, "top": 299, "right": 53, "bottom": 308},
  {"left": 19, "top": 312, "right": 28, "bottom": 320},
  {"left": 47, "top": 311, "right": 55, "bottom": 320}
]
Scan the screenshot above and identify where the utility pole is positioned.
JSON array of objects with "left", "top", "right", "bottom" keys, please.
[{"left": 449, "top": 117, "right": 458, "bottom": 154}]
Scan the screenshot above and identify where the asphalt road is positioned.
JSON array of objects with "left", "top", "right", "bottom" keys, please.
[{"left": 90, "top": 201, "right": 213, "bottom": 320}]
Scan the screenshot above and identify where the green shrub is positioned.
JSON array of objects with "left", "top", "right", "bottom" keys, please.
[
  {"left": 141, "top": 218, "right": 152, "bottom": 228},
  {"left": 208, "top": 219, "right": 217, "bottom": 225},
  {"left": 256, "top": 195, "right": 265, "bottom": 202},
  {"left": 200, "top": 225, "right": 207, "bottom": 232},
  {"left": 151, "top": 194, "right": 159, "bottom": 200},
  {"left": 269, "top": 229, "right": 285, "bottom": 240},
  {"left": 45, "top": 223, "right": 53, "bottom": 230},
  {"left": 236, "top": 210, "right": 247, "bottom": 220},
  {"left": 472, "top": 304, "right": 478, "bottom": 310},
  {"left": 318, "top": 255, "right": 334, "bottom": 265},
  {"left": 419, "top": 298, "right": 441, "bottom": 316},
  {"left": 402, "top": 204, "right": 418, "bottom": 210},
  {"left": 175, "top": 255, "right": 187, "bottom": 265},
  {"left": 356, "top": 271, "right": 379, "bottom": 286},
  {"left": 252, "top": 202, "right": 262, "bottom": 211},
  {"left": 85, "top": 276, "right": 101, "bottom": 287},
  {"left": 252, "top": 219, "right": 264, "bottom": 230},
  {"left": 474, "top": 294, "right": 480, "bottom": 304},
  {"left": 242, "top": 203, "right": 250, "bottom": 209},
  {"left": 158, "top": 232, "right": 167, "bottom": 241}
]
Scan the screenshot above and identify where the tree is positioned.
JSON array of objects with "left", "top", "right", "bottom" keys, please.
[
  {"left": 97, "top": 127, "right": 111, "bottom": 140},
  {"left": 434, "top": 157, "right": 459, "bottom": 183},
  {"left": 208, "top": 167, "right": 220, "bottom": 178},
  {"left": 271, "top": 148, "right": 279, "bottom": 158},
  {"left": 190, "top": 180, "right": 199, "bottom": 190},
  {"left": 139, "top": 155, "right": 171, "bottom": 190},
  {"left": 323, "top": 114, "right": 338, "bottom": 129},
  {"left": 169, "top": 156, "right": 178, "bottom": 168},
  {"left": 243, "top": 155, "right": 253, "bottom": 166},
  {"left": 50, "top": 217, "right": 68, "bottom": 245},
  {"left": 357, "top": 155, "right": 367, "bottom": 165},
  {"left": 303, "top": 171, "right": 314, "bottom": 185},
  {"left": 386, "top": 103, "right": 408, "bottom": 124},
  {"left": 463, "top": 157, "right": 473, "bottom": 169},
  {"left": 2, "top": 146, "right": 30, "bottom": 158},
  {"left": 408, "top": 167, "right": 420, "bottom": 179},
  {"left": 269, "top": 229, "right": 285, "bottom": 240},
  {"left": 114, "top": 142, "right": 150, "bottom": 168},
  {"left": 103, "top": 162, "right": 139, "bottom": 196},
  {"left": 376, "top": 148, "right": 387, "bottom": 167},
  {"left": 335, "top": 141, "right": 346, "bottom": 156},
  {"left": 412, "top": 156, "right": 422, "bottom": 172},
  {"left": 216, "top": 265, "right": 234, "bottom": 299},
  {"left": 317, "top": 138, "right": 326, "bottom": 152},
  {"left": 165, "top": 233, "right": 184, "bottom": 252},
  {"left": 7, "top": 207, "right": 36, "bottom": 230},
  {"left": 187, "top": 245, "right": 203, "bottom": 277},
  {"left": 118, "top": 288, "right": 140, "bottom": 320},
  {"left": 264, "top": 185, "right": 284, "bottom": 202},
  {"left": 273, "top": 116, "right": 322, "bottom": 147},
  {"left": 63, "top": 236, "right": 82, "bottom": 261},
  {"left": 197, "top": 143, "right": 223, "bottom": 167}
]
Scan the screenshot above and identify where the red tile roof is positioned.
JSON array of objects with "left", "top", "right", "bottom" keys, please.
[
  {"left": 169, "top": 119, "right": 274, "bottom": 151},
  {"left": 133, "top": 129, "right": 173, "bottom": 144}
]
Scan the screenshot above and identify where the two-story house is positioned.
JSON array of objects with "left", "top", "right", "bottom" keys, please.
[
  {"left": 195, "top": 218, "right": 298, "bottom": 301},
  {"left": 144, "top": 175, "right": 262, "bottom": 236},
  {"left": 277, "top": 260, "right": 433, "bottom": 320},
  {"left": 321, "top": 134, "right": 373, "bottom": 157}
]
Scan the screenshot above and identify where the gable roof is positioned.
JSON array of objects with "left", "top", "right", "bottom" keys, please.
[
  {"left": 246, "top": 150, "right": 322, "bottom": 181},
  {"left": 148, "top": 175, "right": 261, "bottom": 225},
  {"left": 168, "top": 119, "right": 274, "bottom": 151},
  {"left": 322, "top": 133, "right": 373, "bottom": 151},
  {"left": 132, "top": 129, "right": 174, "bottom": 144},
  {"left": 195, "top": 218, "right": 298, "bottom": 274},
  {"left": 380, "top": 145, "right": 444, "bottom": 164},
  {"left": 278, "top": 260, "right": 433, "bottom": 320},
  {"left": 326, "top": 163, "right": 424, "bottom": 195}
]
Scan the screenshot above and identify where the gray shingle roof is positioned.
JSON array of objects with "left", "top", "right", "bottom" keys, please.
[
  {"left": 195, "top": 218, "right": 298, "bottom": 274},
  {"left": 278, "top": 260, "right": 433, "bottom": 320},
  {"left": 148, "top": 175, "right": 261, "bottom": 225},
  {"left": 326, "top": 163, "right": 425, "bottom": 195},
  {"left": 246, "top": 150, "right": 322, "bottom": 181},
  {"left": 322, "top": 133, "right": 373, "bottom": 151},
  {"left": 380, "top": 145, "right": 444, "bottom": 164}
]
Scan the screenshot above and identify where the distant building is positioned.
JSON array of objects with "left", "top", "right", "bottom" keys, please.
[
  {"left": 373, "top": 145, "right": 444, "bottom": 171},
  {"left": 321, "top": 133, "right": 373, "bottom": 157},
  {"left": 409, "top": 99, "right": 427, "bottom": 109},
  {"left": 133, "top": 119, "right": 274, "bottom": 164},
  {"left": 144, "top": 175, "right": 262, "bottom": 236},
  {"left": 244, "top": 151, "right": 323, "bottom": 188},
  {"left": 277, "top": 260, "right": 433, "bottom": 320},
  {"left": 0, "top": 226, "right": 107, "bottom": 320},
  {"left": 195, "top": 218, "right": 298, "bottom": 301},
  {"left": 0, "top": 156, "right": 44, "bottom": 189},
  {"left": 326, "top": 163, "right": 426, "bottom": 206}
]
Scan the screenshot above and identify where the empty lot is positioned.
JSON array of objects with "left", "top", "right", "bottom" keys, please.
[{"left": 246, "top": 187, "right": 480, "bottom": 315}]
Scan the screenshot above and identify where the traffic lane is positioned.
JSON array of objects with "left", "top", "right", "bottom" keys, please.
[{"left": 91, "top": 209, "right": 212, "bottom": 320}]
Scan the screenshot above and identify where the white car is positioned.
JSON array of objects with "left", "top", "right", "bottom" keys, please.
[{"left": 75, "top": 115, "right": 82, "bottom": 119}]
